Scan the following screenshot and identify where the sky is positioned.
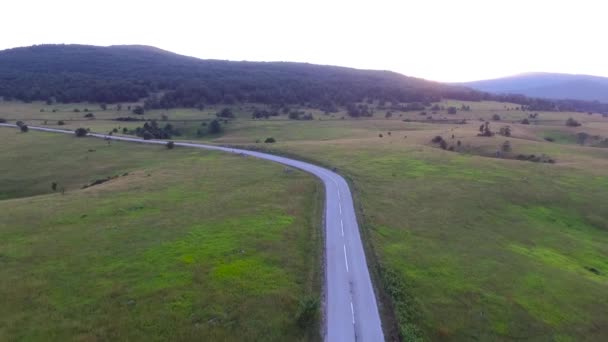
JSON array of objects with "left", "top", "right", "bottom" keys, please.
[{"left": 1, "top": 0, "right": 606, "bottom": 82}]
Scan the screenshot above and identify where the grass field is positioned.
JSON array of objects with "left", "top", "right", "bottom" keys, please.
[
  {"left": 0, "top": 128, "right": 322, "bottom": 341},
  {"left": 3, "top": 99, "right": 608, "bottom": 340}
]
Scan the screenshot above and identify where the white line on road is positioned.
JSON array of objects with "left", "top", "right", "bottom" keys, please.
[
  {"left": 338, "top": 202, "right": 342, "bottom": 214},
  {"left": 340, "top": 219, "right": 344, "bottom": 236},
  {"left": 343, "top": 245, "right": 349, "bottom": 272},
  {"left": 350, "top": 301, "right": 355, "bottom": 325}
]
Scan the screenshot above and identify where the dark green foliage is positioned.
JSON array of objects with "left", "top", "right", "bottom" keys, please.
[
  {"left": 208, "top": 119, "right": 221, "bottom": 134},
  {"left": 20, "top": 124, "right": 28, "bottom": 132},
  {"left": 166, "top": 141, "right": 175, "bottom": 149},
  {"left": 216, "top": 108, "right": 234, "bottom": 118},
  {"left": 499, "top": 126, "right": 511, "bottom": 137},
  {"left": 347, "top": 103, "right": 373, "bottom": 117},
  {"left": 84, "top": 112, "right": 94, "bottom": 118},
  {"left": 132, "top": 106, "right": 145, "bottom": 115},
  {"left": 264, "top": 137, "right": 276, "bottom": 143},
  {"left": 132, "top": 120, "right": 179, "bottom": 139},
  {"left": 295, "top": 296, "right": 319, "bottom": 329},
  {"left": 74, "top": 128, "right": 88, "bottom": 137},
  {"left": 478, "top": 121, "right": 494, "bottom": 137},
  {"left": 566, "top": 118, "right": 581, "bottom": 127}
]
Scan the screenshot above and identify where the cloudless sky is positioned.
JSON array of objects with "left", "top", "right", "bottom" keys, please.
[{"left": 1, "top": 0, "right": 606, "bottom": 82}]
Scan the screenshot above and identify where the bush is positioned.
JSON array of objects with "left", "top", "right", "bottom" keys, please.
[
  {"left": 57, "top": 120, "right": 65, "bottom": 125},
  {"left": 499, "top": 126, "right": 511, "bottom": 137},
  {"left": 295, "top": 296, "right": 319, "bottom": 329},
  {"left": 208, "top": 119, "right": 222, "bottom": 134},
  {"left": 74, "top": 128, "right": 88, "bottom": 137},
  {"left": 84, "top": 112, "right": 95, "bottom": 118},
  {"left": 544, "top": 137, "right": 554, "bottom": 142},
  {"left": 492, "top": 114, "right": 501, "bottom": 121},
  {"left": 566, "top": 118, "right": 581, "bottom": 127},
  {"left": 264, "top": 137, "right": 276, "bottom": 143},
  {"left": 20, "top": 125, "right": 29, "bottom": 132},
  {"left": 166, "top": 141, "right": 175, "bottom": 149},
  {"left": 431, "top": 135, "right": 444, "bottom": 143},
  {"left": 521, "top": 118, "right": 530, "bottom": 125},
  {"left": 132, "top": 106, "right": 145, "bottom": 115},
  {"left": 0, "top": 118, "right": 6, "bottom": 123},
  {"left": 217, "top": 108, "right": 234, "bottom": 118}
]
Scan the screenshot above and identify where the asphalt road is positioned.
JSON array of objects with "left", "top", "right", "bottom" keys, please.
[{"left": 0, "top": 124, "right": 385, "bottom": 341}]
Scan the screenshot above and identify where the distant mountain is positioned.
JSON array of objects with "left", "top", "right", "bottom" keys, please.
[
  {"left": 460, "top": 73, "right": 608, "bottom": 103},
  {"left": 0, "top": 44, "right": 480, "bottom": 108}
]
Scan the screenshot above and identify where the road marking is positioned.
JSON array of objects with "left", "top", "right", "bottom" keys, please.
[
  {"left": 343, "top": 245, "right": 349, "bottom": 272},
  {"left": 340, "top": 219, "right": 344, "bottom": 236},
  {"left": 338, "top": 202, "right": 342, "bottom": 214},
  {"left": 350, "top": 301, "right": 355, "bottom": 325}
]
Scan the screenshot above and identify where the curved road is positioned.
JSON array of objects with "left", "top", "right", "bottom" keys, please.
[{"left": 0, "top": 124, "right": 385, "bottom": 341}]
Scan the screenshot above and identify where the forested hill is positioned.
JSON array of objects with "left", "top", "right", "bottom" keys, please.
[{"left": 0, "top": 44, "right": 480, "bottom": 108}]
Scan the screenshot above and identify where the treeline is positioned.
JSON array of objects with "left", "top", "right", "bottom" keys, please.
[{"left": 1, "top": 44, "right": 607, "bottom": 113}]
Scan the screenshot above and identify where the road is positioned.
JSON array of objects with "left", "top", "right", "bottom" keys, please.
[{"left": 0, "top": 123, "right": 385, "bottom": 341}]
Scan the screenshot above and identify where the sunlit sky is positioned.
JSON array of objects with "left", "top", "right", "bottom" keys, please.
[{"left": 1, "top": 0, "right": 606, "bottom": 82}]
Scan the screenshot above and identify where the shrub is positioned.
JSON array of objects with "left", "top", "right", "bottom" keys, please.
[
  {"left": 20, "top": 125, "right": 29, "bottom": 132},
  {"left": 431, "top": 135, "right": 444, "bottom": 143},
  {"left": 122, "top": 127, "right": 128, "bottom": 133},
  {"left": 439, "top": 140, "right": 448, "bottom": 150},
  {"left": 208, "top": 119, "right": 222, "bottom": 134},
  {"left": 216, "top": 107, "right": 234, "bottom": 118},
  {"left": 0, "top": 118, "right": 6, "bottom": 123},
  {"left": 132, "top": 106, "right": 145, "bottom": 115},
  {"left": 295, "top": 296, "right": 319, "bottom": 329},
  {"left": 264, "top": 137, "right": 276, "bottom": 143},
  {"left": 74, "top": 128, "right": 88, "bottom": 137},
  {"left": 492, "top": 114, "right": 501, "bottom": 121},
  {"left": 447, "top": 107, "right": 457, "bottom": 114},
  {"left": 499, "top": 126, "right": 511, "bottom": 137},
  {"left": 544, "top": 137, "right": 554, "bottom": 142},
  {"left": 57, "top": 120, "right": 65, "bottom": 125},
  {"left": 73, "top": 108, "right": 80, "bottom": 112},
  {"left": 478, "top": 122, "right": 494, "bottom": 137},
  {"left": 566, "top": 118, "right": 581, "bottom": 127},
  {"left": 166, "top": 141, "right": 175, "bottom": 149},
  {"left": 521, "top": 118, "right": 530, "bottom": 125},
  {"left": 84, "top": 112, "right": 95, "bottom": 118},
  {"left": 379, "top": 134, "right": 383, "bottom": 138}
]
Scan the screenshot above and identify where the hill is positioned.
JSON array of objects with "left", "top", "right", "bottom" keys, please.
[
  {"left": 0, "top": 44, "right": 479, "bottom": 108},
  {"left": 460, "top": 72, "right": 608, "bottom": 103}
]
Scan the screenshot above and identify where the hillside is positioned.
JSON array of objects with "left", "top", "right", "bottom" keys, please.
[
  {"left": 461, "top": 72, "right": 608, "bottom": 103},
  {"left": 0, "top": 44, "right": 479, "bottom": 108}
]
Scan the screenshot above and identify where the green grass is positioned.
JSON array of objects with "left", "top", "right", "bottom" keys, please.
[
  {"left": 4, "top": 100, "right": 608, "bottom": 341},
  {"left": 0, "top": 129, "right": 322, "bottom": 341}
]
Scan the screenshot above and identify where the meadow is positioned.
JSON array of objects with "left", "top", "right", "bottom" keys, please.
[
  {"left": 0, "top": 128, "right": 322, "bottom": 341},
  {"left": 2, "top": 99, "right": 608, "bottom": 340}
]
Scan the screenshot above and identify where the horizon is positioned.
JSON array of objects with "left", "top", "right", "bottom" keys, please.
[{"left": 1, "top": 0, "right": 606, "bottom": 83}]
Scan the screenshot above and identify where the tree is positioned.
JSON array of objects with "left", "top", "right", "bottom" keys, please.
[
  {"left": 576, "top": 132, "right": 589, "bottom": 145},
  {"left": 447, "top": 107, "right": 457, "bottom": 114},
  {"left": 100, "top": 103, "right": 107, "bottom": 110},
  {"left": 492, "top": 114, "right": 501, "bottom": 121},
  {"left": 499, "top": 126, "right": 511, "bottom": 137},
  {"left": 51, "top": 182, "right": 58, "bottom": 191},
  {"left": 208, "top": 119, "right": 222, "bottom": 134},
  {"left": 20, "top": 125, "right": 28, "bottom": 132},
  {"left": 521, "top": 118, "right": 530, "bottom": 125},
  {"left": 75, "top": 128, "right": 88, "bottom": 137},
  {"left": 57, "top": 120, "right": 65, "bottom": 125},
  {"left": 264, "top": 137, "right": 276, "bottom": 143},
  {"left": 566, "top": 118, "right": 581, "bottom": 127},
  {"left": 132, "top": 106, "right": 145, "bottom": 115},
  {"left": 217, "top": 108, "right": 234, "bottom": 118},
  {"left": 166, "top": 141, "right": 175, "bottom": 149}
]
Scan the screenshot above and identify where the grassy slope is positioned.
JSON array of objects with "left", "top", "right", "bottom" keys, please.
[
  {"left": 0, "top": 129, "right": 322, "bottom": 341},
  {"left": 4, "top": 100, "right": 608, "bottom": 340}
]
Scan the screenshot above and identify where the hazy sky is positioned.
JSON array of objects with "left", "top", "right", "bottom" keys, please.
[{"left": 1, "top": 0, "right": 606, "bottom": 82}]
